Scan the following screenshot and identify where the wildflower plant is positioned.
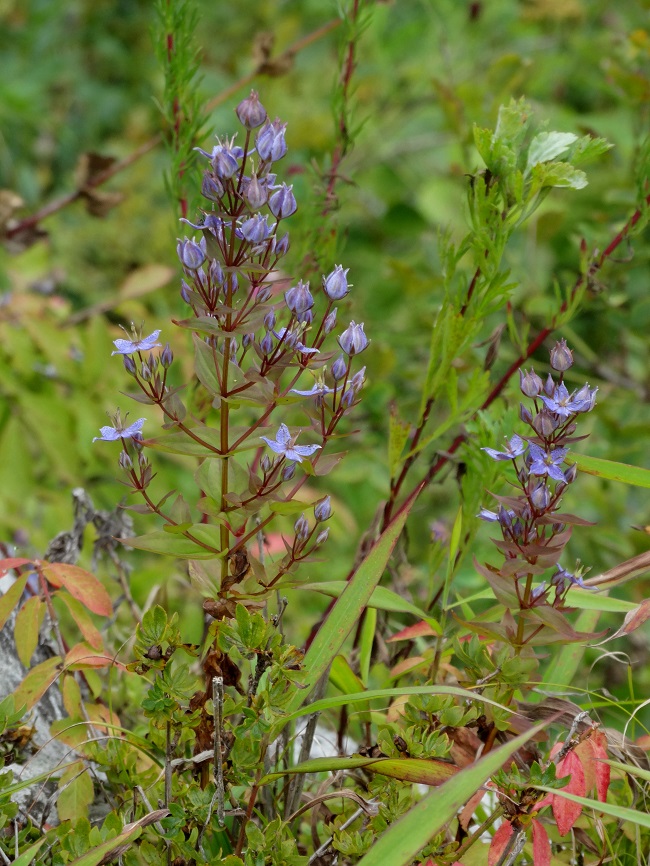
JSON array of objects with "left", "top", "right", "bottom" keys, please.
[{"left": 100, "top": 91, "right": 368, "bottom": 601}]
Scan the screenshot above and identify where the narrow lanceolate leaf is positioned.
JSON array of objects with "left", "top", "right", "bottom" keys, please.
[
  {"left": 595, "top": 598, "right": 650, "bottom": 644},
  {"left": 0, "top": 573, "right": 29, "bottom": 629},
  {"left": 122, "top": 524, "right": 225, "bottom": 558},
  {"left": 55, "top": 591, "right": 104, "bottom": 650},
  {"left": 14, "top": 596, "right": 45, "bottom": 667},
  {"left": 9, "top": 838, "right": 46, "bottom": 866},
  {"left": 569, "top": 453, "right": 650, "bottom": 489},
  {"left": 40, "top": 562, "right": 112, "bottom": 616},
  {"left": 488, "top": 820, "right": 513, "bottom": 866},
  {"left": 531, "top": 819, "right": 551, "bottom": 866},
  {"left": 66, "top": 810, "right": 169, "bottom": 866},
  {"left": 281, "top": 498, "right": 415, "bottom": 718},
  {"left": 13, "top": 656, "right": 62, "bottom": 711},
  {"left": 261, "top": 755, "right": 457, "bottom": 787},
  {"left": 355, "top": 721, "right": 548, "bottom": 866}
]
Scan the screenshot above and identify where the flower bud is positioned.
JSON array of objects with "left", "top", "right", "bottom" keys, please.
[
  {"left": 331, "top": 355, "right": 347, "bottom": 381},
  {"left": 245, "top": 173, "right": 268, "bottom": 209},
  {"left": 264, "top": 310, "right": 276, "bottom": 331},
  {"left": 543, "top": 373, "right": 555, "bottom": 398},
  {"left": 282, "top": 463, "right": 296, "bottom": 481},
  {"left": 256, "top": 118, "right": 288, "bottom": 162},
  {"left": 294, "top": 514, "right": 310, "bottom": 542},
  {"left": 177, "top": 237, "right": 206, "bottom": 270},
  {"left": 256, "top": 286, "right": 272, "bottom": 302},
  {"left": 323, "top": 308, "right": 337, "bottom": 335},
  {"left": 564, "top": 463, "right": 578, "bottom": 484},
  {"left": 323, "top": 265, "right": 350, "bottom": 301},
  {"left": 350, "top": 367, "right": 366, "bottom": 393},
  {"left": 274, "top": 233, "right": 290, "bottom": 256},
  {"left": 236, "top": 91, "right": 267, "bottom": 129},
  {"left": 269, "top": 183, "right": 297, "bottom": 219},
  {"left": 160, "top": 343, "right": 173, "bottom": 369},
  {"left": 123, "top": 355, "right": 137, "bottom": 376},
  {"left": 314, "top": 496, "right": 332, "bottom": 522},
  {"left": 550, "top": 338, "right": 573, "bottom": 372},
  {"left": 519, "top": 367, "right": 543, "bottom": 398},
  {"left": 285, "top": 280, "right": 314, "bottom": 316},
  {"left": 260, "top": 454, "right": 271, "bottom": 473},
  {"left": 341, "top": 387, "right": 355, "bottom": 409},
  {"left": 530, "top": 482, "right": 550, "bottom": 510},
  {"left": 212, "top": 145, "right": 240, "bottom": 179},
  {"left": 209, "top": 260, "right": 224, "bottom": 286},
  {"left": 140, "top": 362, "right": 152, "bottom": 381},
  {"left": 532, "top": 410, "right": 557, "bottom": 438},
  {"left": 260, "top": 333, "right": 273, "bottom": 356},
  {"left": 519, "top": 403, "right": 533, "bottom": 425},
  {"left": 242, "top": 333, "right": 253, "bottom": 349},
  {"left": 119, "top": 451, "right": 133, "bottom": 471},
  {"left": 338, "top": 321, "right": 369, "bottom": 356},
  {"left": 240, "top": 214, "right": 272, "bottom": 244},
  {"left": 180, "top": 280, "right": 192, "bottom": 304},
  {"left": 201, "top": 172, "right": 224, "bottom": 202},
  {"left": 316, "top": 528, "right": 330, "bottom": 546}
]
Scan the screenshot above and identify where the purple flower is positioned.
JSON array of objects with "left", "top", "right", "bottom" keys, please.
[
  {"left": 338, "top": 321, "right": 369, "bottom": 356},
  {"left": 261, "top": 424, "right": 321, "bottom": 463},
  {"left": 236, "top": 91, "right": 267, "bottom": 129},
  {"left": 269, "top": 183, "right": 297, "bottom": 219},
  {"left": 482, "top": 433, "right": 526, "bottom": 462},
  {"left": 93, "top": 412, "right": 145, "bottom": 443},
  {"left": 572, "top": 383, "right": 598, "bottom": 412},
  {"left": 244, "top": 173, "right": 268, "bottom": 209},
  {"left": 552, "top": 565, "right": 596, "bottom": 592},
  {"left": 256, "top": 119, "right": 288, "bottom": 162},
  {"left": 285, "top": 281, "right": 314, "bottom": 317},
  {"left": 112, "top": 328, "right": 162, "bottom": 356},
  {"left": 323, "top": 265, "right": 350, "bottom": 301},
  {"left": 527, "top": 442, "right": 568, "bottom": 482},
  {"left": 240, "top": 214, "right": 273, "bottom": 244},
  {"left": 519, "top": 368, "right": 543, "bottom": 398},
  {"left": 540, "top": 383, "right": 588, "bottom": 418},
  {"left": 177, "top": 237, "right": 206, "bottom": 270},
  {"left": 290, "top": 380, "right": 335, "bottom": 399},
  {"left": 530, "top": 581, "right": 548, "bottom": 602},
  {"left": 314, "top": 496, "right": 332, "bottom": 522}
]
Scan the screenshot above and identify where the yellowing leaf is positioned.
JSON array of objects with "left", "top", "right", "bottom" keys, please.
[
  {"left": 14, "top": 596, "right": 45, "bottom": 667},
  {"left": 0, "top": 573, "right": 29, "bottom": 629},
  {"left": 41, "top": 563, "right": 112, "bottom": 616},
  {"left": 13, "top": 656, "right": 62, "bottom": 710},
  {"left": 58, "top": 761, "right": 94, "bottom": 822},
  {"left": 55, "top": 591, "right": 104, "bottom": 650}
]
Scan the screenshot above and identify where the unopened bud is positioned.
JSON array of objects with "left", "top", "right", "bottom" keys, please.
[
  {"left": 245, "top": 173, "right": 268, "bottom": 210},
  {"left": 323, "top": 308, "right": 337, "bottom": 335},
  {"left": 519, "top": 367, "right": 543, "bottom": 398},
  {"left": 550, "top": 338, "right": 573, "bottom": 372},
  {"left": 119, "top": 451, "right": 133, "bottom": 470},
  {"left": 564, "top": 463, "right": 578, "bottom": 484},
  {"left": 236, "top": 90, "right": 267, "bottom": 129},
  {"left": 260, "top": 454, "right": 271, "bottom": 473},
  {"left": 294, "top": 514, "right": 310, "bottom": 542},
  {"left": 314, "top": 496, "right": 332, "bottom": 522},
  {"left": 331, "top": 355, "right": 347, "bottom": 381},
  {"left": 161, "top": 343, "right": 173, "bottom": 368},
  {"left": 519, "top": 403, "right": 533, "bottom": 425},
  {"left": 530, "top": 482, "right": 550, "bottom": 510},
  {"left": 123, "top": 355, "right": 137, "bottom": 376},
  {"left": 282, "top": 463, "right": 296, "bottom": 481},
  {"left": 532, "top": 410, "right": 557, "bottom": 438},
  {"left": 201, "top": 172, "right": 224, "bottom": 202},
  {"left": 323, "top": 265, "right": 350, "bottom": 301},
  {"left": 316, "top": 528, "right": 330, "bottom": 546},
  {"left": 140, "top": 362, "right": 152, "bottom": 381}
]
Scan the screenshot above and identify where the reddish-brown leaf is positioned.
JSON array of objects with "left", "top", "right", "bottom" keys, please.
[
  {"left": 553, "top": 749, "right": 586, "bottom": 835},
  {"left": 14, "top": 595, "right": 45, "bottom": 667},
  {"left": 13, "top": 655, "right": 62, "bottom": 710},
  {"left": 0, "top": 557, "right": 33, "bottom": 573},
  {"left": 531, "top": 819, "right": 550, "bottom": 866},
  {"left": 65, "top": 643, "right": 125, "bottom": 670},
  {"left": 41, "top": 562, "right": 112, "bottom": 616},
  {"left": 488, "top": 821, "right": 514, "bottom": 866},
  {"left": 55, "top": 591, "right": 104, "bottom": 650},
  {"left": 576, "top": 729, "right": 610, "bottom": 803},
  {"left": 387, "top": 621, "right": 436, "bottom": 642}
]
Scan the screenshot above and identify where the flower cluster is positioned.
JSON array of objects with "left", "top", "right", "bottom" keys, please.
[
  {"left": 479, "top": 340, "right": 598, "bottom": 615},
  {"left": 94, "top": 93, "right": 369, "bottom": 582}
]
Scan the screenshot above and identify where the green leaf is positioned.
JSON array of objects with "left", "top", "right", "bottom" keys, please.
[
  {"left": 8, "top": 839, "right": 46, "bottom": 866},
  {"left": 298, "top": 580, "right": 441, "bottom": 630},
  {"left": 0, "top": 573, "right": 29, "bottom": 629},
  {"left": 13, "top": 655, "right": 62, "bottom": 711},
  {"left": 58, "top": 763, "right": 94, "bottom": 822},
  {"left": 355, "top": 721, "right": 547, "bottom": 866},
  {"left": 193, "top": 333, "right": 222, "bottom": 397},
  {"left": 123, "top": 524, "right": 225, "bottom": 558},
  {"left": 388, "top": 407, "right": 411, "bottom": 477},
  {"left": 569, "top": 453, "right": 650, "bottom": 489},
  {"left": 526, "top": 132, "right": 578, "bottom": 170},
  {"left": 262, "top": 755, "right": 458, "bottom": 787}
]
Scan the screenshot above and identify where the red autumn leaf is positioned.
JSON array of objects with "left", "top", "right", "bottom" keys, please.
[
  {"left": 0, "top": 557, "right": 33, "bottom": 573},
  {"left": 488, "top": 820, "right": 514, "bottom": 866},
  {"left": 41, "top": 562, "right": 112, "bottom": 616},
  {"left": 574, "top": 729, "right": 610, "bottom": 803},
  {"left": 553, "top": 749, "right": 586, "bottom": 835},
  {"left": 55, "top": 591, "right": 104, "bottom": 650},
  {"left": 531, "top": 819, "right": 550, "bottom": 866},
  {"left": 387, "top": 620, "right": 437, "bottom": 642}
]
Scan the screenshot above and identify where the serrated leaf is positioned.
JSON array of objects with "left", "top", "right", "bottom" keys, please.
[
  {"left": 526, "top": 132, "right": 578, "bottom": 169},
  {"left": 41, "top": 563, "right": 112, "bottom": 616},
  {"left": 14, "top": 596, "right": 45, "bottom": 667}
]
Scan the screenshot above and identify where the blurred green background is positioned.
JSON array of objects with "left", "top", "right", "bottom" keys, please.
[{"left": 1, "top": 0, "right": 649, "bottom": 712}]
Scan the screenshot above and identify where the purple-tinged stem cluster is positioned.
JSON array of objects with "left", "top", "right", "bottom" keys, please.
[{"left": 479, "top": 340, "right": 598, "bottom": 630}]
